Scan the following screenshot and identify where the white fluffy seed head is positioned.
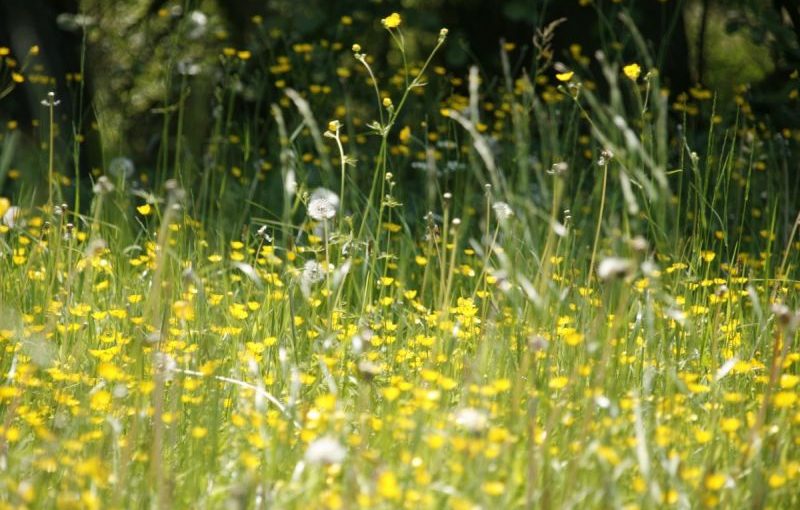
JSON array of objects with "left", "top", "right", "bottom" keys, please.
[
  {"left": 492, "top": 201, "right": 513, "bottom": 221},
  {"left": 453, "top": 407, "right": 488, "bottom": 433},
  {"left": 302, "top": 260, "right": 325, "bottom": 286},
  {"left": 2, "top": 206, "right": 21, "bottom": 228},
  {"left": 307, "top": 188, "right": 340, "bottom": 221},
  {"left": 108, "top": 157, "right": 135, "bottom": 180},
  {"left": 597, "top": 257, "right": 634, "bottom": 281},
  {"left": 305, "top": 436, "right": 346, "bottom": 465}
]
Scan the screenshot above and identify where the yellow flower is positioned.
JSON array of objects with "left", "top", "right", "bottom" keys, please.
[
  {"left": 482, "top": 481, "right": 505, "bottom": 496},
  {"left": 780, "top": 374, "right": 799, "bottom": 389},
  {"left": 399, "top": 125, "right": 411, "bottom": 143},
  {"left": 563, "top": 330, "right": 584, "bottom": 346},
  {"left": 705, "top": 473, "right": 726, "bottom": 491},
  {"left": 768, "top": 473, "right": 787, "bottom": 488},
  {"left": 720, "top": 417, "right": 740, "bottom": 432},
  {"left": 191, "top": 427, "right": 208, "bottom": 439},
  {"left": 382, "top": 387, "right": 401, "bottom": 401},
  {"left": 229, "top": 303, "right": 249, "bottom": 320},
  {"left": 172, "top": 300, "right": 195, "bottom": 321},
  {"left": 556, "top": 71, "right": 574, "bottom": 82},
  {"left": 137, "top": 203, "right": 152, "bottom": 215},
  {"left": 596, "top": 446, "right": 620, "bottom": 466},
  {"left": 5, "top": 427, "right": 20, "bottom": 442},
  {"left": 694, "top": 428, "right": 712, "bottom": 444},
  {"left": 773, "top": 391, "right": 797, "bottom": 408},
  {"left": 90, "top": 390, "right": 112, "bottom": 412},
  {"left": 377, "top": 471, "right": 401, "bottom": 499},
  {"left": 382, "top": 12, "right": 402, "bottom": 29},
  {"left": 623, "top": 63, "right": 641, "bottom": 80}
]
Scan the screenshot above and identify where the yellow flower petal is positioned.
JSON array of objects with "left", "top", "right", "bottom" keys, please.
[{"left": 556, "top": 71, "right": 574, "bottom": 82}]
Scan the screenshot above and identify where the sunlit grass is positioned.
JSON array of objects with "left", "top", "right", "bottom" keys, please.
[{"left": 1, "top": 9, "right": 800, "bottom": 510}]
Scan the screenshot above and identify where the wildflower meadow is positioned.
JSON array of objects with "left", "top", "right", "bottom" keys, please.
[{"left": 1, "top": 2, "right": 800, "bottom": 509}]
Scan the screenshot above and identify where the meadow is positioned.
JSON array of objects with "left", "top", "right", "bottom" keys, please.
[{"left": 1, "top": 6, "right": 800, "bottom": 509}]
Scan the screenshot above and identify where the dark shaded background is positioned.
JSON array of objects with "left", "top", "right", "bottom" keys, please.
[{"left": 1, "top": 0, "right": 799, "bottom": 192}]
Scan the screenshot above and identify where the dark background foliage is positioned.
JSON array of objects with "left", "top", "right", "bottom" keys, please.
[{"left": 1, "top": 0, "right": 799, "bottom": 199}]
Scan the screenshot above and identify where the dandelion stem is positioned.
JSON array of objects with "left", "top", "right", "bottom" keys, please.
[
  {"left": 588, "top": 161, "right": 609, "bottom": 285},
  {"left": 47, "top": 95, "right": 56, "bottom": 206}
]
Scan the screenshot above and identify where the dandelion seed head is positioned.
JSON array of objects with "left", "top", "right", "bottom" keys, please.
[
  {"left": 187, "top": 10, "right": 208, "bottom": 39},
  {"left": 551, "top": 220, "right": 567, "bottom": 237},
  {"left": 40, "top": 91, "right": 61, "bottom": 107},
  {"left": 549, "top": 161, "right": 568, "bottom": 175},
  {"left": 454, "top": 407, "right": 488, "bottom": 433},
  {"left": 92, "top": 176, "right": 115, "bottom": 195},
  {"left": 597, "top": 257, "right": 634, "bottom": 281},
  {"left": 256, "top": 225, "right": 272, "bottom": 242},
  {"left": 307, "top": 188, "right": 339, "bottom": 221},
  {"left": 2, "top": 206, "right": 21, "bottom": 228},
  {"left": 177, "top": 59, "right": 201, "bottom": 76},
  {"left": 284, "top": 169, "right": 297, "bottom": 197},
  {"left": 305, "top": 437, "right": 346, "bottom": 465},
  {"left": 492, "top": 201, "right": 513, "bottom": 221},
  {"left": 641, "top": 260, "right": 659, "bottom": 276},
  {"left": 108, "top": 157, "right": 135, "bottom": 180},
  {"left": 302, "top": 260, "right": 326, "bottom": 286},
  {"left": 597, "top": 149, "right": 614, "bottom": 166},
  {"left": 56, "top": 12, "right": 96, "bottom": 32},
  {"left": 357, "top": 359, "right": 381, "bottom": 380},
  {"left": 153, "top": 352, "right": 177, "bottom": 382},
  {"left": 772, "top": 303, "right": 800, "bottom": 331},
  {"left": 629, "top": 235, "right": 649, "bottom": 252}
]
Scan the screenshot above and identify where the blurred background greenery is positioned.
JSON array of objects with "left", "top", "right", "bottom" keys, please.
[{"left": 0, "top": 0, "right": 798, "bottom": 206}]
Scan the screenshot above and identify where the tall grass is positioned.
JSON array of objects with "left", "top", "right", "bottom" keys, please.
[{"left": 1, "top": 8, "right": 799, "bottom": 510}]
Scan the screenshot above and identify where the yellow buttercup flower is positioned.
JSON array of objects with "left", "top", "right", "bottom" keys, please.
[
  {"left": 555, "top": 71, "right": 574, "bottom": 82},
  {"left": 399, "top": 125, "right": 411, "bottom": 143},
  {"left": 623, "top": 63, "right": 641, "bottom": 80},
  {"left": 382, "top": 12, "right": 401, "bottom": 29},
  {"left": 705, "top": 473, "right": 726, "bottom": 491}
]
